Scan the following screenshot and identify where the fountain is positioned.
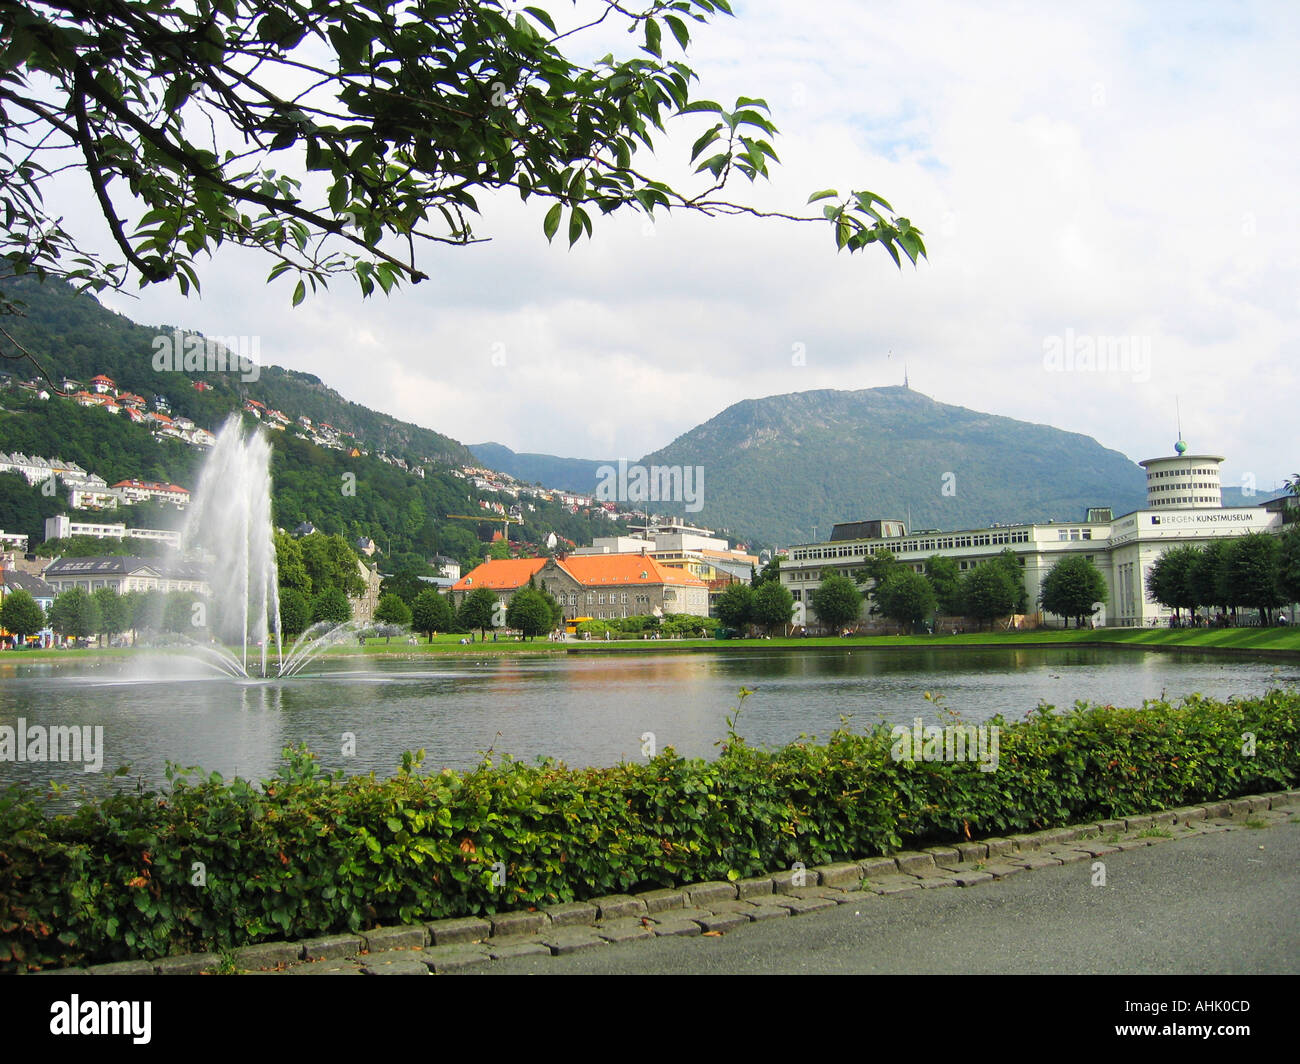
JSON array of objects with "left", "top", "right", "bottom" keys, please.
[
  {"left": 178, "top": 415, "right": 283, "bottom": 678},
  {"left": 277, "top": 619, "right": 366, "bottom": 678},
  {"left": 131, "top": 414, "right": 369, "bottom": 680}
]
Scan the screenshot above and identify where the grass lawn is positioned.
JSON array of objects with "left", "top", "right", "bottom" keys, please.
[{"left": 4, "top": 625, "right": 1296, "bottom": 666}]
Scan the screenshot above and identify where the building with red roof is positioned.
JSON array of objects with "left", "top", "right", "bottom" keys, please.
[
  {"left": 450, "top": 554, "right": 708, "bottom": 620},
  {"left": 112, "top": 479, "right": 191, "bottom": 508}
]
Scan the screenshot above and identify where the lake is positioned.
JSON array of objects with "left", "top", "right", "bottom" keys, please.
[{"left": 1, "top": 646, "right": 1294, "bottom": 799}]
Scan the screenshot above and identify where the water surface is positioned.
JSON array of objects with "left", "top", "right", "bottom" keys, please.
[{"left": 1, "top": 647, "right": 1293, "bottom": 800}]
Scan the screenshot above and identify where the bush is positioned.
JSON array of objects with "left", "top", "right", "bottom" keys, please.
[
  {"left": 2, "top": 688, "right": 1296, "bottom": 971},
  {"left": 659, "top": 614, "right": 718, "bottom": 638}
]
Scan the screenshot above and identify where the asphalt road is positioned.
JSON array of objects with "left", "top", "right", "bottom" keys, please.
[{"left": 474, "top": 816, "right": 1300, "bottom": 975}]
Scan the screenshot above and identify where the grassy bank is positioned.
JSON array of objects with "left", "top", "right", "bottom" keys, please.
[
  {"left": 2, "top": 688, "right": 1297, "bottom": 971},
  {"left": 560, "top": 627, "right": 1300, "bottom": 657},
  {"left": 4, "top": 625, "right": 1296, "bottom": 667}
]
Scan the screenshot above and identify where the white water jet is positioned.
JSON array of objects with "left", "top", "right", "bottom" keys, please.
[
  {"left": 277, "top": 619, "right": 367, "bottom": 678},
  {"left": 180, "top": 415, "right": 282, "bottom": 677}
]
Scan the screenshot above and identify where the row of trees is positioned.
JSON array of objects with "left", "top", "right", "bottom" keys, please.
[
  {"left": 1, "top": 586, "right": 204, "bottom": 643},
  {"left": 788, "top": 547, "right": 1112, "bottom": 632},
  {"left": 1146, "top": 529, "right": 1300, "bottom": 623},
  {"left": 391, "top": 582, "right": 562, "bottom": 643},
  {"left": 0, "top": 583, "right": 357, "bottom": 645},
  {"left": 715, "top": 580, "right": 798, "bottom": 635},
  {"left": 797, "top": 549, "right": 1034, "bottom": 632},
  {"left": 1, "top": 581, "right": 559, "bottom": 649}
]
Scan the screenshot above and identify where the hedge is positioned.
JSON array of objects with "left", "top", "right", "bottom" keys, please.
[{"left": 2, "top": 688, "right": 1296, "bottom": 972}]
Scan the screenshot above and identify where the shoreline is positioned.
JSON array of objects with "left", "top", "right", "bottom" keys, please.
[{"left": 6, "top": 626, "right": 1298, "bottom": 666}]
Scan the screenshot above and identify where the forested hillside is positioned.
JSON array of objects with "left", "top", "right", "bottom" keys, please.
[
  {"left": 0, "top": 270, "right": 474, "bottom": 465},
  {"left": 0, "top": 273, "right": 634, "bottom": 567}
]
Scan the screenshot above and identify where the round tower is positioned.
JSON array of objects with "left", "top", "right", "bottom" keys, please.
[{"left": 1138, "top": 439, "right": 1224, "bottom": 509}]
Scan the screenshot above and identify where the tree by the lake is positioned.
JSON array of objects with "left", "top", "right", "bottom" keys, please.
[
  {"left": 1145, "top": 545, "right": 1202, "bottom": 621},
  {"left": 992, "top": 548, "right": 1028, "bottom": 613},
  {"left": 505, "top": 584, "right": 554, "bottom": 641},
  {"left": 961, "top": 564, "right": 1020, "bottom": 630},
  {"left": 130, "top": 588, "right": 166, "bottom": 634},
  {"left": 752, "top": 580, "right": 796, "bottom": 636},
  {"left": 1039, "top": 555, "right": 1107, "bottom": 628},
  {"left": 714, "top": 581, "right": 755, "bottom": 632},
  {"left": 809, "top": 573, "right": 862, "bottom": 631},
  {"left": 924, "top": 554, "right": 963, "bottom": 616},
  {"left": 163, "top": 590, "right": 202, "bottom": 634},
  {"left": 92, "top": 586, "right": 129, "bottom": 646},
  {"left": 373, "top": 593, "right": 412, "bottom": 641},
  {"left": 309, "top": 587, "right": 352, "bottom": 626},
  {"left": 1278, "top": 526, "right": 1300, "bottom": 609},
  {"left": 299, "top": 535, "right": 365, "bottom": 598},
  {"left": 752, "top": 556, "right": 782, "bottom": 587},
  {"left": 274, "top": 531, "right": 312, "bottom": 595},
  {"left": 49, "top": 587, "right": 101, "bottom": 641},
  {"left": 458, "top": 587, "right": 500, "bottom": 641},
  {"left": 411, "top": 588, "right": 454, "bottom": 642},
  {"left": 1223, "top": 532, "right": 1282, "bottom": 623},
  {"left": 0, "top": 588, "right": 45, "bottom": 643},
  {"left": 858, "top": 549, "right": 898, "bottom": 616},
  {"left": 278, "top": 587, "right": 310, "bottom": 638},
  {"left": 1190, "top": 539, "right": 1232, "bottom": 617},
  {"left": 873, "top": 568, "right": 937, "bottom": 632}
]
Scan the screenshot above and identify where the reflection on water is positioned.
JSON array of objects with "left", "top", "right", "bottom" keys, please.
[{"left": 1, "top": 648, "right": 1294, "bottom": 800}]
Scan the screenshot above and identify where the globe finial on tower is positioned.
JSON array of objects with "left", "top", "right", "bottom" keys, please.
[{"left": 1174, "top": 438, "right": 1187, "bottom": 455}]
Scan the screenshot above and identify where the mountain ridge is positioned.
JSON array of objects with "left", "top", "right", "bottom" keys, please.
[{"left": 477, "top": 386, "right": 1271, "bottom": 549}]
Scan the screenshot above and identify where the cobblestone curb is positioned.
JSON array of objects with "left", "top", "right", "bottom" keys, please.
[{"left": 29, "top": 788, "right": 1299, "bottom": 975}]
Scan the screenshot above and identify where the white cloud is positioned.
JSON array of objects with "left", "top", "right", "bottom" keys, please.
[{"left": 69, "top": 0, "right": 1297, "bottom": 501}]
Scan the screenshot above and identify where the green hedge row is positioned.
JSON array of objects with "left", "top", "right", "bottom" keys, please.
[{"left": 2, "top": 688, "right": 1296, "bottom": 972}]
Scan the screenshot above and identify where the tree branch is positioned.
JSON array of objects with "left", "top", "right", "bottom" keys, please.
[{"left": 72, "top": 63, "right": 170, "bottom": 282}]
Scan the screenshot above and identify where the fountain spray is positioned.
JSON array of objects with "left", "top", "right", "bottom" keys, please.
[{"left": 179, "top": 415, "right": 283, "bottom": 677}]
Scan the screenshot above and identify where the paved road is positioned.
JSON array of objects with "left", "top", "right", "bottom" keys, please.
[{"left": 473, "top": 816, "right": 1300, "bottom": 975}]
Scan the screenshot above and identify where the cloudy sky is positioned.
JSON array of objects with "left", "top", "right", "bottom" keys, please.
[{"left": 71, "top": 0, "right": 1298, "bottom": 494}]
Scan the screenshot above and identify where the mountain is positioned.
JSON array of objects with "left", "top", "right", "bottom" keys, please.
[
  {"left": 468, "top": 442, "right": 608, "bottom": 494},
  {"left": 0, "top": 271, "right": 475, "bottom": 466},
  {"left": 637, "top": 387, "right": 1150, "bottom": 547},
  {"left": 0, "top": 272, "right": 635, "bottom": 566}
]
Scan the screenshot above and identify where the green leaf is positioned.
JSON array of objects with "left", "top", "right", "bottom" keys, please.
[
  {"left": 292, "top": 279, "right": 306, "bottom": 306},
  {"left": 679, "top": 100, "right": 724, "bottom": 114},
  {"left": 543, "top": 202, "right": 562, "bottom": 242},
  {"left": 664, "top": 15, "right": 690, "bottom": 50},
  {"left": 566, "top": 205, "right": 592, "bottom": 244},
  {"left": 695, "top": 152, "right": 729, "bottom": 178},
  {"left": 523, "top": 6, "right": 557, "bottom": 33},
  {"left": 690, "top": 124, "right": 723, "bottom": 162},
  {"left": 644, "top": 19, "right": 662, "bottom": 57}
]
